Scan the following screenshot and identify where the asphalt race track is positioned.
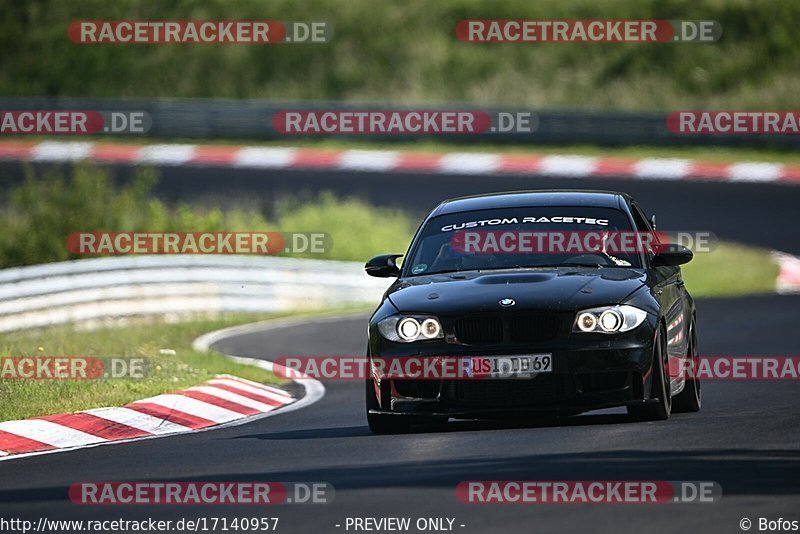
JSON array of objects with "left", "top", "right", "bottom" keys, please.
[
  {"left": 0, "top": 165, "right": 798, "bottom": 533},
  {"left": 0, "top": 295, "right": 798, "bottom": 533}
]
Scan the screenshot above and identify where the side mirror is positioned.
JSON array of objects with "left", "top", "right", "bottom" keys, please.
[
  {"left": 650, "top": 215, "right": 657, "bottom": 230},
  {"left": 365, "top": 254, "right": 402, "bottom": 278},
  {"left": 651, "top": 244, "right": 693, "bottom": 267}
]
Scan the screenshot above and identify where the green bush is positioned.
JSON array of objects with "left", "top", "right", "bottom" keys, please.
[
  {"left": 275, "top": 192, "right": 416, "bottom": 261},
  {"left": 0, "top": 165, "right": 416, "bottom": 268}
]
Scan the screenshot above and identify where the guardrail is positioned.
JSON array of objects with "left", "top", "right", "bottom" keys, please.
[
  {"left": 0, "top": 256, "right": 388, "bottom": 332},
  {"left": 0, "top": 97, "right": 795, "bottom": 149}
]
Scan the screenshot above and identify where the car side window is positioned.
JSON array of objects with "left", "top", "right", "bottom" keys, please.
[
  {"left": 630, "top": 203, "right": 659, "bottom": 258},
  {"left": 630, "top": 203, "right": 652, "bottom": 232}
]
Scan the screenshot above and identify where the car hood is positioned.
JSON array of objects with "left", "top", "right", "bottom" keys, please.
[{"left": 386, "top": 268, "right": 647, "bottom": 314}]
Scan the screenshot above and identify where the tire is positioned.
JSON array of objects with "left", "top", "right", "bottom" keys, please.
[
  {"left": 365, "top": 379, "right": 410, "bottom": 434},
  {"left": 672, "top": 323, "right": 701, "bottom": 413},
  {"left": 628, "top": 326, "right": 672, "bottom": 421}
]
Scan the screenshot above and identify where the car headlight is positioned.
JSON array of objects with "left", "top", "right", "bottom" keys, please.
[
  {"left": 378, "top": 315, "right": 444, "bottom": 343},
  {"left": 573, "top": 305, "right": 647, "bottom": 334}
]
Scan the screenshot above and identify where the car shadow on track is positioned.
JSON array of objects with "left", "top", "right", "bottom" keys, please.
[{"left": 231, "top": 411, "right": 651, "bottom": 441}]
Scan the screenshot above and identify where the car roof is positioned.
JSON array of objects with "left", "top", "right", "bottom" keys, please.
[{"left": 431, "top": 190, "right": 631, "bottom": 216}]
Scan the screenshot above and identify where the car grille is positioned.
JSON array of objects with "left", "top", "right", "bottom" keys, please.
[
  {"left": 510, "top": 313, "right": 561, "bottom": 343},
  {"left": 453, "top": 316, "right": 503, "bottom": 344},
  {"left": 453, "top": 313, "right": 562, "bottom": 345},
  {"left": 442, "top": 376, "right": 567, "bottom": 407}
]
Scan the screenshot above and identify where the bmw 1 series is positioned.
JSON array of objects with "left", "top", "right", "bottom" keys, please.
[{"left": 364, "top": 190, "right": 701, "bottom": 433}]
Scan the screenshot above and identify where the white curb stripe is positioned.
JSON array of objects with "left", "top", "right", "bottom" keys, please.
[
  {"left": 206, "top": 378, "right": 292, "bottom": 402},
  {"left": 338, "top": 150, "right": 399, "bottom": 171},
  {"left": 773, "top": 251, "right": 800, "bottom": 294},
  {"left": 438, "top": 153, "right": 501, "bottom": 174},
  {"left": 187, "top": 386, "right": 278, "bottom": 412},
  {"left": 540, "top": 155, "right": 597, "bottom": 177},
  {"left": 82, "top": 407, "right": 191, "bottom": 435},
  {"left": 134, "top": 393, "right": 244, "bottom": 424},
  {"left": 728, "top": 162, "right": 782, "bottom": 182},
  {"left": 137, "top": 144, "right": 196, "bottom": 165},
  {"left": 30, "top": 141, "right": 93, "bottom": 162},
  {"left": 0, "top": 419, "right": 106, "bottom": 448},
  {"left": 218, "top": 375, "right": 293, "bottom": 398},
  {"left": 233, "top": 147, "right": 297, "bottom": 168},
  {"left": 633, "top": 158, "right": 691, "bottom": 180}
]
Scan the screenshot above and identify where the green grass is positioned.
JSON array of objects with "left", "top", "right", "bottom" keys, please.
[
  {"left": 0, "top": 307, "right": 368, "bottom": 421},
  {"left": 1, "top": 0, "right": 799, "bottom": 110},
  {"left": 682, "top": 242, "right": 779, "bottom": 297}
]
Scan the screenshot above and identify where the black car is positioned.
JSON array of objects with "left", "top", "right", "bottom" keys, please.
[{"left": 364, "top": 190, "right": 701, "bottom": 433}]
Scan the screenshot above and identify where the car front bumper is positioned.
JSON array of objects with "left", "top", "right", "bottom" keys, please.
[{"left": 368, "top": 318, "right": 658, "bottom": 417}]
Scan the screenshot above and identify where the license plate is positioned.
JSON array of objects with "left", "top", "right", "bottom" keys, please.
[{"left": 468, "top": 354, "right": 552, "bottom": 378}]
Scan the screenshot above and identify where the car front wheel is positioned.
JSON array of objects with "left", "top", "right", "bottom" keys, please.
[
  {"left": 672, "top": 322, "right": 701, "bottom": 413},
  {"left": 628, "top": 326, "right": 672, "bottom": 421},
  {"left": 365, "top": 379, "right": 410, "bottom": 434}
]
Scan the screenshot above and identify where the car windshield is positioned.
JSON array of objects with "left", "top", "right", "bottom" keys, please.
[{"left": 405, "top": 206, "right": 644, "bottom": 275}]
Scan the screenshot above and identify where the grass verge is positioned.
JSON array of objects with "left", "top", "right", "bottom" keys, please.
[
  {"left": 0, "top": 307, "right": 369, "bottom": 422},
  {"left": 682, "top": 242, "right": 779, "bottom": 298}
]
